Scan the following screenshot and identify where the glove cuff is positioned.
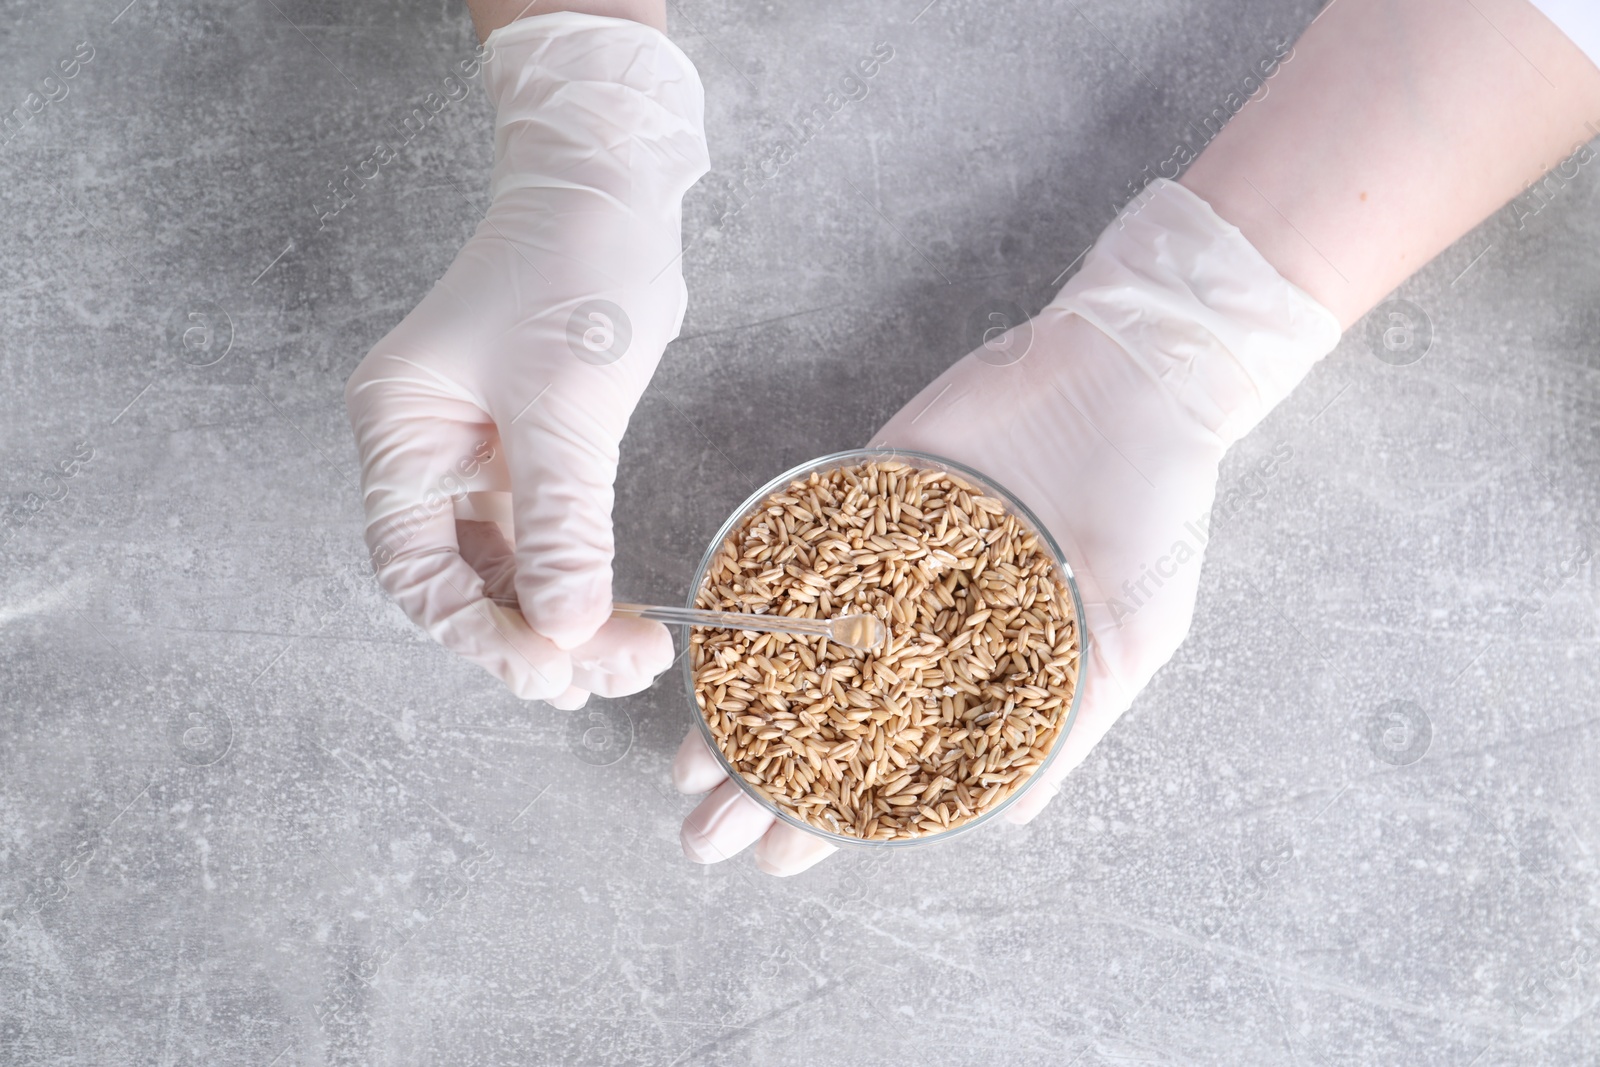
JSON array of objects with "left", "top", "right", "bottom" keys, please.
[
  {"left": 1049, "top": 178, "right": 1341, "bottom": 445},
  {"left": 481, "top": 12, "right": 710, "bottom": 208}
]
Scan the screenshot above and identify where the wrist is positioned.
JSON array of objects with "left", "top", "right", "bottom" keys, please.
[
  {"left": 469, "top": 1, "right": 666, "bottom": 42},
  {"left": 1051, "top": 179, "right": 1341, "bottom": 447},
  {"left": 482, "top": 11, "right": 708, "bottom": 204}
]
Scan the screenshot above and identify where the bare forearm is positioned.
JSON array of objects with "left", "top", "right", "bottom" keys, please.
[
  {"left": 1181, "top": 0, "right": 1600, "bottom": 329},
  {"left": 463, "top": 0, "right": 665, "bottom": 41}
]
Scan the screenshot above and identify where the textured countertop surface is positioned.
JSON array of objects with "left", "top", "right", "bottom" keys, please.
[{"left": 3, "top": 1, "right": 1599, "bottom": 1063}]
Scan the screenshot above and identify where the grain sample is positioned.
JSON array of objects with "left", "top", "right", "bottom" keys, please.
[{"left": 691, "top": 460, "right": 1080, "bottom": 841}]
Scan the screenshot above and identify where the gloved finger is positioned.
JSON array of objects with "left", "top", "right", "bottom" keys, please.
[
  {"left": 754, "top": 822, "right": 837, "bottom": 877},
  {"left": 1004, "top": 641, "right": 1133, "bottom": 825},
  {"left": 680, "top": 778, "right": 774, "bottom": 865},
  {"left": 345, "top": 352, "right": 571, "bottom": 699},
  {"left": 460, "top": 515, "right": 672, "bottom": 703},
  {"left": 547, "top": 685, "right": 590, "bottom": 711},
  {"left": 460, "top": 513, "right": 669, "bottom": 698},
  {"left": 1003, "top": 770, "right": 1062, "bottom": 826},
  {"left": 671, "top": 729, "right": 729, "bottom": 795},
  {"left": 458, "top": 516, "right": 598, "bottom": 710},
  {"left": 496, "top": 383, "right": 633, "bottom": 653},
  {"left": 455, "top": 518, "right": 518, "bottom": 599},
  {"left": 567, "top": 616, "right": 675, "bottom": 698},
  {"left": 366, "top": 506, "right": 573, "bottom": 701}
]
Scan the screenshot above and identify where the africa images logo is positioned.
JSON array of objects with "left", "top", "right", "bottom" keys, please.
[{"left": 566, "top": 300, "right": 632, "bottom": 366}]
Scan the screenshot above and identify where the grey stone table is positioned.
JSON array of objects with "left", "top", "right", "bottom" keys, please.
[{"left": 3, "top": 0, "right": 1598, "bottom": 1063}]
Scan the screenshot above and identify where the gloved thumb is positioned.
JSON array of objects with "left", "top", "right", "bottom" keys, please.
[
  {"left": 1004, "top": 640, "right": 1134, "bottom": 824},
  {"left": 497, "top": 381, "right": 629, "bottom": 652}
]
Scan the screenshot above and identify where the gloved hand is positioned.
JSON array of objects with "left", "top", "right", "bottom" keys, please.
[
  {"left": 345, "top": 13, "right": 709, "bottom": 708},
  {"left": 671, "top": 178, "right": 1342, "bottom": 874}
]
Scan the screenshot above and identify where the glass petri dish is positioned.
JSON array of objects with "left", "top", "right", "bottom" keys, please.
[{"left": 682, "top": 446, "right": 1087, "bottom": 849}]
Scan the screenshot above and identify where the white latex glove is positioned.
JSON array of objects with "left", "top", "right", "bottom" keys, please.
[
  {"left": 345, "top": 13, "right": 709, "bottom": 708},
  {"left": 672, "top": 179, "right": 1341, "bottom": 874}
]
